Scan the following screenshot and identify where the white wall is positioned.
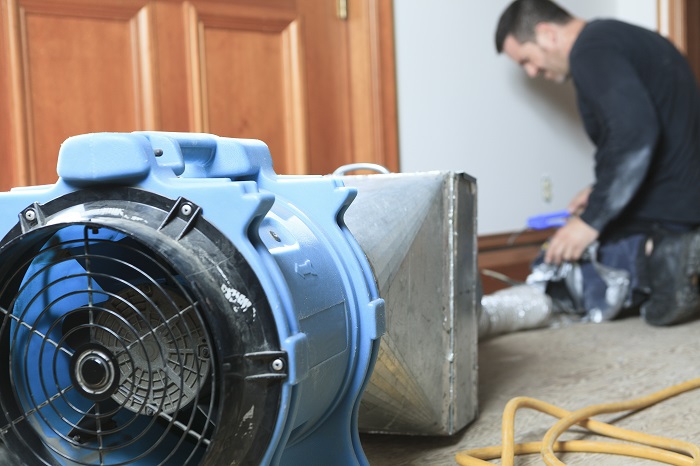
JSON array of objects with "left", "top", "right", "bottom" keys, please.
[{"left": 393, "top": 0, "right": 657, "bottom": 234}]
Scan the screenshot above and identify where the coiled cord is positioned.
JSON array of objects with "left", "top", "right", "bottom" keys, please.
[{"left": 455, "top": 378, "right": 700, "bottom": 465}]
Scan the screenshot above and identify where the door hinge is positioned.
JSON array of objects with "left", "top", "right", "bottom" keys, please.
[{"left": 337, "top": 0, "right": 348, "bottom": 20}]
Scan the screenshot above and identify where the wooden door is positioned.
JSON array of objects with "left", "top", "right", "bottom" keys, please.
[{"left": 0, "top": 0, "right": 398, "bottom": 188}]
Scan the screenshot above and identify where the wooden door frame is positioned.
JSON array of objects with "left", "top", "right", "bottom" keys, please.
[
  {"left": 1, "top": 0, "right": 30, "bottom": 187},
  {"left": 660, "top": 0, "right": 700, "bottom": 82},
  {"left": 658, "top": 0, "right": 686, "bottom": 52}
]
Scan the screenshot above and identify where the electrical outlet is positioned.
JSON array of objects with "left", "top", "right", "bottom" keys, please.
[{"left": 542, "top": 174, "right": 553, "bottom": 203}]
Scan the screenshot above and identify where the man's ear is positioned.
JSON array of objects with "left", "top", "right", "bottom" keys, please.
[{"left": 534, "top": 22, "right": 558, "bottom": 50}]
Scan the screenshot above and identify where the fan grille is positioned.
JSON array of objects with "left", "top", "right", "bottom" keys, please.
[
  {"left": 0, "top": 225, "right": 217, "bottom": 465},
  {"left": 94, "top": 284, "right": 211, "bottom": 415}
]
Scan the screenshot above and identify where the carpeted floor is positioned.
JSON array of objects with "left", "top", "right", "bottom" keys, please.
[
  {"left": 361, "top": 316, "right": 700, "bottom": 465},
  {"left": 2, "top": 316, "right": 698, "bottom": 464}
]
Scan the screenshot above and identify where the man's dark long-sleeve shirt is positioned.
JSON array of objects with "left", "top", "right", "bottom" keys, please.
[{"left": 571, "top": 20, "right": 700, "bottom": 239}]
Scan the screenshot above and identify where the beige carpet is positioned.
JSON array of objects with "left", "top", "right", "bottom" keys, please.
[
  {"left": 2, "top": 316, "right": 698, "bottom": 464},
  {"left": 361, "top": 316, "right": 700, "bottom": 465}
]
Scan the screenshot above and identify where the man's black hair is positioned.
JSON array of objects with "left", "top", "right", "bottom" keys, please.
[{"left": 495, "top": 0, "right": 573, "bottom": 53}]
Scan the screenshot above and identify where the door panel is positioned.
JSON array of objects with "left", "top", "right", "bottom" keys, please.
[
  {"left": 3, "top": 0, "right": 155, "bottom": 185},
  {"left": 186, "top": 1, "right": 307, "bottom": 174}
]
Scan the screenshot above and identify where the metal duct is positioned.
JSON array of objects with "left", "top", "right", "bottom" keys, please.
[{"left": 343, "top": 172, "right": 479, "bottom": 436}]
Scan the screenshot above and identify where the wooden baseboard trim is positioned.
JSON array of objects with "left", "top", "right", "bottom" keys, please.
[{"left": 478, "top": 228, "right": 555, "bottom": 294}]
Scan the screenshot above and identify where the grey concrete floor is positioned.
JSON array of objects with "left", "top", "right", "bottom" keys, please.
[{"left": 361, "top": 316, "right": 700, "bottom": 465}]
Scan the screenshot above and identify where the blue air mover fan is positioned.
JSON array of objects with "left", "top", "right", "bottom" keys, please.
[{"left": 0, "top": 132, "right": 385, "bottom": 465}]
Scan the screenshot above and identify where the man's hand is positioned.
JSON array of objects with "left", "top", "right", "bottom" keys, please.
[{"left": 544, "top": 216, "right": 599, "bottom": 265}]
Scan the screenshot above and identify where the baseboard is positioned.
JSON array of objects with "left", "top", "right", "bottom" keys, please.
[{"left": 478, "top": 228, "right": 555, "bottom": 294}]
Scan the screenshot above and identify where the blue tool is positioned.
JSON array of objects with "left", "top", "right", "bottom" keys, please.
[{"left": 527, "top": 209, "right": 571, "bottom": 230}]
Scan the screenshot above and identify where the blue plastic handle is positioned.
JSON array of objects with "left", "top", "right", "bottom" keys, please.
[{"left": 527, "top": 210, "right": 570, "bottom": 229}]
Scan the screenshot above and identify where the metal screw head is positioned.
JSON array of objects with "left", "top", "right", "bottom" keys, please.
[
  {"left": 24, "top": 209, "right": 36, "bottom": 222},
  {"left": 180, "top": 204, "right": 193, "bottom": 216},
  {"left": 269, "top": 230, "right": 282, "bottom": 242},
  {"left": 271, "top": 359, "right": 285, "bottom": 372}
]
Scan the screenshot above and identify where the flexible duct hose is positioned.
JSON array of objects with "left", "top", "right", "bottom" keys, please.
[{"left": 455, "top": 378, "right": 700, "bottom": 465}]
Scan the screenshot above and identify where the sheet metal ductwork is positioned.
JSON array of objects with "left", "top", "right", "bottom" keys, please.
[{"left": 344, "top": 172, "right": 479, "bottom": 436}]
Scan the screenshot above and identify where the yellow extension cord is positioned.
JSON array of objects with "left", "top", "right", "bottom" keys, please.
[{"left": 455, "top": 377, "right": 700, "bottom": 466}]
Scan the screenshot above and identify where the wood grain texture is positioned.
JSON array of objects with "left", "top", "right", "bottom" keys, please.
[{"left": 0, "top": 0, "right": 398, "bottom": 187}]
